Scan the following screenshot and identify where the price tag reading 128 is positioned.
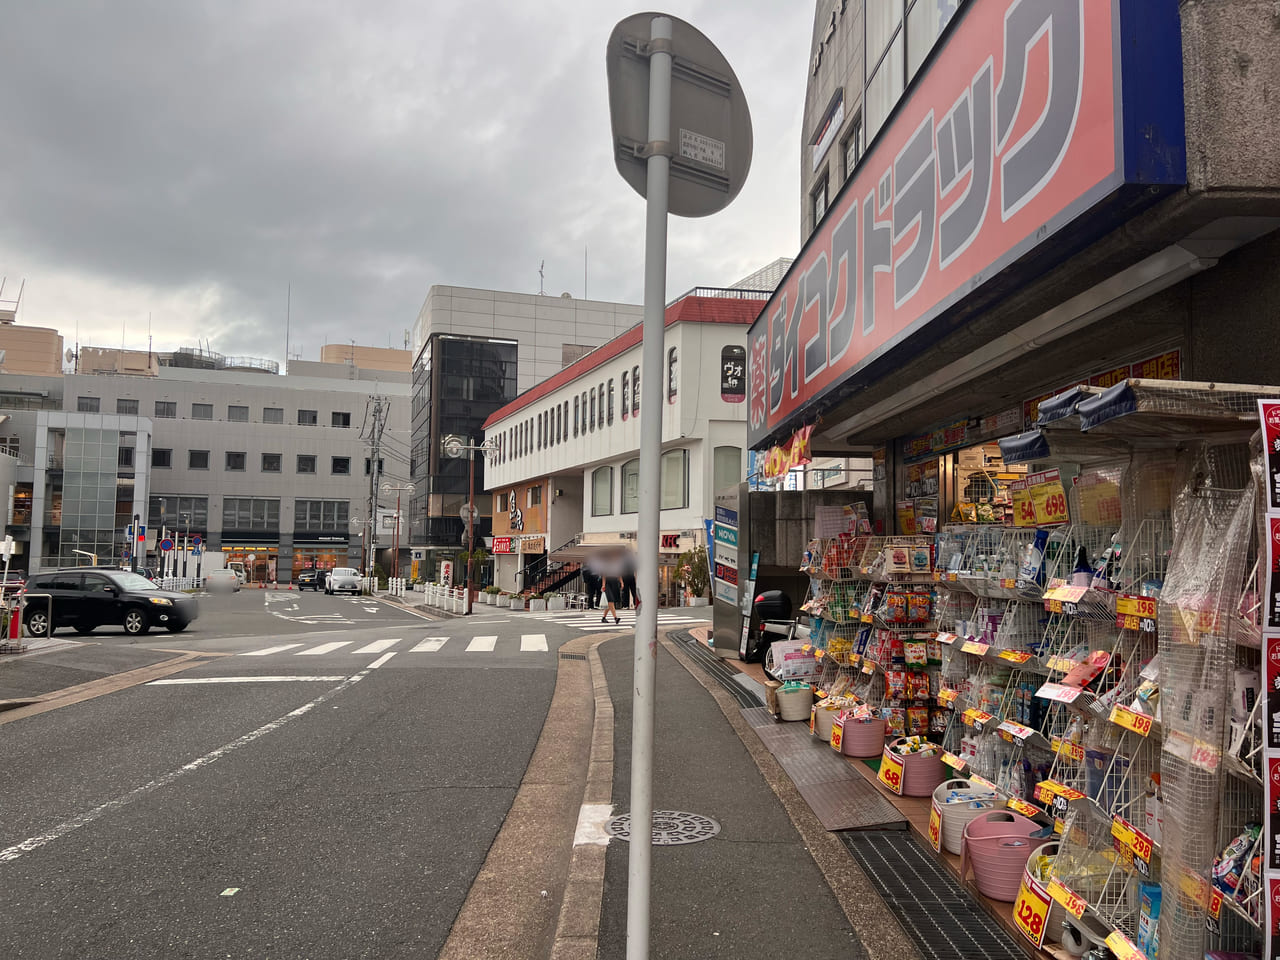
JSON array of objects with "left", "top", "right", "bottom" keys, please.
[{"left": 1013, "top": 876, "right": 1053, "bottom": 948}]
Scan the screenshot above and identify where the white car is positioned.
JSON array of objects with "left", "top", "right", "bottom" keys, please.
[
  {"left": 325, "top": 567, "right": 362, "bottom": 595},
  {"left": 205, "top": 569, "right": 240, "bottom": 593}
]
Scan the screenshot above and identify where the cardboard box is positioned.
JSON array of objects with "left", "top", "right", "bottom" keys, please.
[{"left": 764, "top": 680, "right": 782, "bottom": 717}]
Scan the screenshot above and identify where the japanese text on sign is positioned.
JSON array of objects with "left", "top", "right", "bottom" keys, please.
[{"left": 1011, "top": 468, "right": 1069, "bottom": 528}]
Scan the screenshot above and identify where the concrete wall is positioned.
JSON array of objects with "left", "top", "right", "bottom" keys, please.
[{"left": 318, "top": 344, "right": 411, "bottom": 372}]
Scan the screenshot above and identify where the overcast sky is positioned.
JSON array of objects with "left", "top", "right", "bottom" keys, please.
[{"left": 0, "top": 1, "right": 810, "bottom": 366}]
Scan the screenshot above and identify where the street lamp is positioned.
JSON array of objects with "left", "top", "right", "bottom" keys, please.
[
  {"left": 441, "top": 435, "right": 497, "bottom": 615},
  {"left": 349, "top": 515, "right": 376, "bottom": 575},
  {"left": 180, "top": 512, "right": 191, "bottom": 579},
  {"left": 381, "top": 481, "right": 416, "bottom": 580}
]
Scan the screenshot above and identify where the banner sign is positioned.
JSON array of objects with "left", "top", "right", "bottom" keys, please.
[
  {"left": 720, "top": 345, "right": 746, "bottom": 404},
  {"left": 713, "top": 523, "right": 738, "bottom": 548},
  {"left": 1011, "top": 468, "right": 1069, "bottom": 527},
  {"left": 746, "top": 0, "right": 1186, "bottom": 447},
  {"left": 760, "top": 424, "right": 813, "bottom": 480},
  {"left": 714, "top": 578, "right": 737, "bottom": 606},
  {"left": 715, "top": 505, "right": 738, "bottom": 527},
  {"left": 491, "top": 537, "right": 515, "bottom": 555}
]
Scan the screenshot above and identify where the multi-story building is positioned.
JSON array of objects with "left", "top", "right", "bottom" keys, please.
[
  {"left": 1, "top": 346, "right": 410, "bottom": 579},
  {"left": 481, "top": 289, "right": 767, "bottom": 603},
  {"left": 408, "top": 286, "right": 643, "bottom": 577}
]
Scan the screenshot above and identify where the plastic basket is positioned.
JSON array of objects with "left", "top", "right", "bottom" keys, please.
[
  {"left": 838, "top": 716, "right": 886, "bottom": 757},
  {"left": 1023, "top": 841, "right": 1066, "bottom": 945},
  {"left": 933, "top": 779, "right": 996, "bottom": 856},
  {"left": 777, "top": 685, "right": 814, "bottom": 721},
  {"left": 959, "top": 811, "right": 1041, "bottom": 901},
  {"left": 813, "top": 702, "right": 840, "bottom": 741},
  {"left": 886, "top": 738, "right": 947, "bottom": 797}
]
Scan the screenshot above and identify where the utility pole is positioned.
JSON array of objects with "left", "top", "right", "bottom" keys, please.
[{"left": 362, "top": 395, "right": 387, "bottom": 576}]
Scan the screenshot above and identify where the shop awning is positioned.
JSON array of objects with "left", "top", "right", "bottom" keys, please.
[
  {"left": 1035, "top": 385, "right": 1100, "bottom": 426},
  {"left": 1077, "top": 378, "right": 1271, "bottom": 438},
  {"left": 997, "top": 431, "right": 1051, "bottom": 466}
]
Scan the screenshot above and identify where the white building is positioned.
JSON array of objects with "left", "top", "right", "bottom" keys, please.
[{"left": 481, "top": 289, "right": 767, "bottom": 604}]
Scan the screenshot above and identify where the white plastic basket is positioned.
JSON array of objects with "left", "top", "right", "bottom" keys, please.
[{"left": 765, "top": 640, "right": 820, "bottom": 682}]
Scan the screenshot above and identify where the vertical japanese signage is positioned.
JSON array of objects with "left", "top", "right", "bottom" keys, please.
[
  {"left": 721, "top": 345, "right": 746, "bottom": 403},
  {"left": 713, "top": 504, "right": 739, "bottom": 606},
  {"left": 1261, "top": 401, "right": 1280, "bottom": 958},
  {"left": 746, "top": 0, "right": 1186, "bottom": 448}
]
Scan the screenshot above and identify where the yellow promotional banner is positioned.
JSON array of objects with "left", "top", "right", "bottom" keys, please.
[{"left": 1011, "top": 468, "right": 1069, "bottom": 527}]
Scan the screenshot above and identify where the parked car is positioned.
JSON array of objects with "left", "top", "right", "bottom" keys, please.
[
  {"left": 295, "top": 568, "right": 323, "bottom": 591},
  {"left": 325, "top": 567, "right": 362, "bottom": 595},
  {"left": 204, "top": 568, "right": 240, "bottom": 593},
  {"left": 22, "top": 568, "right": 199, "bottom": 636},
  {"left": 0, "top": 572, "right": 25, "bottom": 599},
  {"left": 225, "top": 561, "right": 247, "bottom": 585}
]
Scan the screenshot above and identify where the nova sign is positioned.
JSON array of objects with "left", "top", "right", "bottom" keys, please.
[{"left": 747, "top": 0, "right": 1185, "bottom": 447}]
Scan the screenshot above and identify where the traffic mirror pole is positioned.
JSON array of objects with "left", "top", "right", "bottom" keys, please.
[{"left": 627, "top": 15, "right": 671, "bottom": 960}]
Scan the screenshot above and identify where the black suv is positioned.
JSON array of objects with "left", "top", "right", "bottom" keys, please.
[
  {"left": 22, "top": 568, "right": 199, "bottom": 636},
  {"left": 295, "top": 568, "right": 323, "bottom": 591}
]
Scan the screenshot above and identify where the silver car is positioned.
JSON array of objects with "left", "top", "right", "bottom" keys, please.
[{"left": 325, "top": 567, "right": 362, "bottom": 595}]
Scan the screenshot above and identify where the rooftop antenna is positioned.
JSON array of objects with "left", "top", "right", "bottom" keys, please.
[
  {"left": 584, "top": 246, "right": 588, "bottom": 300},
  {"left": 538, "top": 260, "right": 545, "bottom": 295},
  {"left": 285, "top": 283, "right": 291, "bottom": 375}
]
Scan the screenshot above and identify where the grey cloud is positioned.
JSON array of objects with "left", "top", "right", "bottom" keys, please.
[{"left": 0, "top": 1, "right": 808, "bottom": 361}]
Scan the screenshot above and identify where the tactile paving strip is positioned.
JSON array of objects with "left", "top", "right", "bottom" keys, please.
[
  {"left": 740, "top": 706, "right": 776, "bottom": 729},
  {"left": 776, "top": 747, "right": 859, "bottom": 786}
]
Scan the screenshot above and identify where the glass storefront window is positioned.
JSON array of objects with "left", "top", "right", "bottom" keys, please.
[
  {"left": 660, "top": 450, "right": 688, "bottom": 510},
  {"left": 865, "top": 32, "right": 904, "bottom": 141}
]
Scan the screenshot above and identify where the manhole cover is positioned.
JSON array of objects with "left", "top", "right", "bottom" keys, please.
[{"left": 605, "top": 810, "right": 721, "bottom": 845}]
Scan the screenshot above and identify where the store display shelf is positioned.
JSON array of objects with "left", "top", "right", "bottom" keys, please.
[
  {"left": 1223, "top": 754, "right": 1263, "bottom": 788},
  {"left": 1215, "top": 882, "right": 1263, "bottom": 932},
  {"left": 1041, "top": 581, "right": 1119, "bottom": 622}
]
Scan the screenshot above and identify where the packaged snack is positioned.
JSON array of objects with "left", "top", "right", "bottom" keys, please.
[
  {"left": 907, "top": 591, "right": 931, "bottom": 623},
  {"left": 929, "top": 708, "right": 949, "bottom": 734},
  {"left": 904, "top": 672, "right": 930, "bottom": 701},
  {"left": 903, "top": 641, "right": 928, "bottom": 666},
  {"left": 881, "top": 706, "right": 906, "bottom": 735},
  {"left": 884, "top": 671, "right": 907, "bottom": 700},
  {"left": 907, "top": 705, "right": 930, "bottom": 735},
  {"left": 884, "top": 591, "right": 908, "bottom": 623},
  {"left": 926, "top": 637, "right": 943, "bottom": 663}
]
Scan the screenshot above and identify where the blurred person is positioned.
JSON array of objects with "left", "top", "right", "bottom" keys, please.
[
  {"left": 600, "top": 549, "right": 625, "bottom": 625},
  {"left": 584, "top": 552, "right": 603, "bottom": 609},
  {"left": 621, "top": 550, "right": 640, "bottom": 611}
]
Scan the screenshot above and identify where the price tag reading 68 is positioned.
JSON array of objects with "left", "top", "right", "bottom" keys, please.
[
  {"left": 928, "top": 799, "right": 942, "bottom": 852},
  {"left": 878, "top": 749, "right": 906, "bottom": 795}
]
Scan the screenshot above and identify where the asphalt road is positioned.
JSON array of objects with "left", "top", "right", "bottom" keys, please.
[{"left": 0, "top": 591, "right": 633, "bottom": 959}]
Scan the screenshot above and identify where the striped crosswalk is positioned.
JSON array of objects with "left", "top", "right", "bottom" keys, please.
[
  {"left": 529, "top": 611, "right": 710, "bottom": 631},
  {"left": 237, "top": 634, "right": 555, "bottom": 657}
]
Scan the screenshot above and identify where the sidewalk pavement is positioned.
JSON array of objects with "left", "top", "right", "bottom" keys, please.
[
  {"left": 593, "top": 633, "right": 895, "bottom": 960},
  {"left": 0, "top": 641, "right": 180, "bottom": 703}
]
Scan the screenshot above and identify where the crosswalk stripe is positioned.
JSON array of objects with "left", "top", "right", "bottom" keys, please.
[
  {"left": 353, "top": 638, "right": 400, "bottom": 654},
  {"left": 466, "top": 636, "right": 497, "bottom": 652},
  {"left": 241, "top": 644, "right": 303, "bottom": 656},
  {"left": 520, "top": 634, "right": 548, "bottom": 652},
  {"left": 411, "top": 637, "right": 447, "bottom": 652},
  {"left": 296, "top": 641, "right": 353, "bottom": 655}
]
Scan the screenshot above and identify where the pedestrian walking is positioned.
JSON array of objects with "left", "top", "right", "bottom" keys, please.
[
  {"left": 621, "top": 551, "right": 639, "bottom": 611},
  {"left": 600, "top": 550, "right": 625, "bottom": 625},
  {"left": 584, "top": 553, "right": 603, "bottom": 609}
]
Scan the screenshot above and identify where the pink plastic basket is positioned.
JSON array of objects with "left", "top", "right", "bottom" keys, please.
[
  {"left": 959, "top": 811, "right": 1041, "bottom": 901},
  {"left": 885, "top": 738, "right": 946, "bottom": 796},
  {"left": 839, "top": 716, "right": 886, "bottom": 757}
]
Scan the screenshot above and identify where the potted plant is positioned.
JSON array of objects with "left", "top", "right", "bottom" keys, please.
[
  {"left": 676, "top": 544, "right": 711, "bottom": 606},
  {"left": 508, "top": 592, "right": 524, "bottom": 610},
  {"left": 529, "top": 592, "right": 547, "bottom": 612},
  {"left": 486, "top": 585, "right": 501, "bottom": 605},
  {"left": 546, "top": 591, "right": 566, "bottom": 611}
]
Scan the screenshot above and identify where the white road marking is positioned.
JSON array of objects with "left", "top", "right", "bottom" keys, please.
[
  {"left": 221, "top": 888, "right": 240, "bottom": 897},
  {"left": 366, "top": 652, "right": 397, "bottom": 669},
  {"left": 240, "top": 644, "right": 304, "bottom": 656},
  {"left": 573, "top": 803, "right": 615, "bottom": 846},
  {"left": 296, "top": 641, "right": 352, "bottom": 655},
  {"left": 353, "top": 638, "right": 400, "bottom": 654},
  {"left": 0, "top": 670, "right": 368, "bottom": 864},
  {"left": 363, "top": 607, "right": 379, "bottom": 613},
  {"left": 466, "top": 636, "right": 497, "bottom": 652},
  {"left": 411, "top": 637, "right": 447, "bottom": 652},
  {"left": 520, "top": 634, "right": 548, "bottom": 652},
  {"left": 148, "top": 676, "right": 346, "bottom": 685}
]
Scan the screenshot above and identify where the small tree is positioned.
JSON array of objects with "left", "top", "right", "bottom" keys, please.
[{"left": 675, "top": 544, "right": 710, "bottom": 599}]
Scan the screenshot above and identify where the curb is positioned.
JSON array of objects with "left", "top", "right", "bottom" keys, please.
[{"left": 658, "top": 633, "right": 924, "bottom": 960}]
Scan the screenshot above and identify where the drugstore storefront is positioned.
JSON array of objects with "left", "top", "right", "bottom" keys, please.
[{"left": 742, "top": 2, "right": 1280, "bottom": 958}]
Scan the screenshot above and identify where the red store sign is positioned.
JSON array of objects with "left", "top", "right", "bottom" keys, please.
[
  {"left": 491, "top": 537, "right": 515, "bottom": 555},
  {"left": 747, "top": 0, "right": 1185, "bottom": 447}
]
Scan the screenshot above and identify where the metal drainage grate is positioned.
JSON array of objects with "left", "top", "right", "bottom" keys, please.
[
  {"left": 839, "top": 831, "right": 1026, "bottom": 960},
  {"left": 558, "top": 652, "right": 587, "bottom": 661},
  {"left": 672, "top": 631, "right": 763, "bottom": 708},
  {"left": 605, "top": 810, "right": 721, "bottom": 845}
]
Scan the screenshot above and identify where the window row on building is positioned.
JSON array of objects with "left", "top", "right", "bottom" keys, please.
[
  {"left": 75, "top": 396, "right": 354, "bottom": 427},
  {"left": 148, "top": 495, "right": 351, "bottom": 532},
  {"left": 494, "top": 348, "right": 683, "bottom": 466},
  {"left": 149, "top": 448, "right": 381, "bottom": 476}
]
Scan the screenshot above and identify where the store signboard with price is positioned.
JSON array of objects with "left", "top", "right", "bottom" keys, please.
[
  {"left": 1116, "top": 594, "right": 1157, "bottom": 632},
  {"left": 1011, "top": 468, "right": 1069, "bottom": 528},
  {"left": 928, "top": 798, "right": 942, "bottom": 852}
]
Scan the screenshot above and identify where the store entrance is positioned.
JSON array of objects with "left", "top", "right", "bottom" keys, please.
[{"left": 900, "top": 443, "right": 1027, "bottom": 535}]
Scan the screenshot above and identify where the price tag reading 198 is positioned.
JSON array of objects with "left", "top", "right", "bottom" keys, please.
[{"left": 1046, "top": 878, "right": 1088, "bottom": 919}]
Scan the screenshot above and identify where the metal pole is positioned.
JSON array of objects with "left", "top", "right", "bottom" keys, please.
[
  {"left": 627, "top": 15, "right": 670, "bottom": 960},
  {"left": 465, "top": 449, "right": 475, "bottom": 615},
  {"left": 131, "top": 513, "right": 139, "bottom": 573},
  {"left": 395, "top": 491, "right": 401, "bottom": 579}
]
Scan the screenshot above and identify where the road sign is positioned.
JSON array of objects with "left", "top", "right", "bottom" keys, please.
[
  {"left": 160, "top": 538, "right": 174, "bottom": 552},
  {"left": 192, "top": 536, "right": 202, "bottom": 548},
  {"left": 607, "top": 13, "right": 752, "bottom": 217},
  {"left": 137, "top": 524, "right": 146, "bottom": 543},
  {"left": 459, "top": 503, "right": 478, "bottom": 521},
  {"left": 192, "top": 546, "right": 202, "bottom": 557}
]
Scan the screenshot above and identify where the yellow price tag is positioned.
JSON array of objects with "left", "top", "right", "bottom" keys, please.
[
  {"left": 878, "top": 749, "right": 905, "bottom": 794},
  {"left": 1007, "top": 797, "right": 1040, "bottom": 818},
  {"left": 1046, "top": 878, "right": 1088, "bottom": 919},
  {"left": 998, "top": 650, "right": 1033, "bottom": 664},
  {"left": 829, "top": 717, "right": 844, "bottom": 752},
  {"left": 1109, "top": 704, "right": 1154, "bottom": 737},
  {"left": 1105, "top": 931, "right": 1144, "bottom": 960},
  {"left": 928, "top": 799, "right": 942, "bottom": 852},
  {"left": 1013, "top": 876, "right": 1053, "bottom": 948},
  {"left": 940, "top": 750, "right": 965, "bottom": 770}
]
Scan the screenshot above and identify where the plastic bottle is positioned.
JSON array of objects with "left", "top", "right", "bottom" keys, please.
[
  {"left": 1017, "top": 529, "right": 1049, "bottom": 586},
  {"left": 1071, "top": 545, "right": 1092, "bottom": 587}
]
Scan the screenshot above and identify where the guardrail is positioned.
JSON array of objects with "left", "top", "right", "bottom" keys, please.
[
  {"left": 421, "top": 582, "right": 469, "bottom": 613},
  {"left": 157, "top": 577, "right": 200, "bottom": 592}
]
